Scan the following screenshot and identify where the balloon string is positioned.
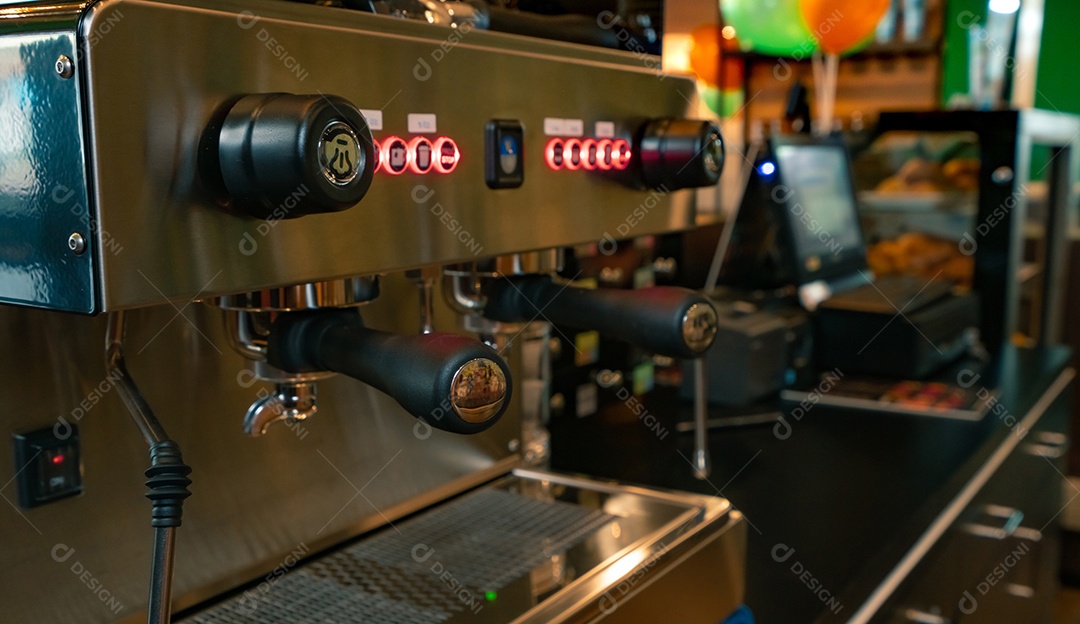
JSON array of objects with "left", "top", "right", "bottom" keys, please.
[
  {"left": 825, "top": 53, "right": 839, "bottom": 135},
  {"left": 812, "top": 52, "right": 825, "bottom": 135}
]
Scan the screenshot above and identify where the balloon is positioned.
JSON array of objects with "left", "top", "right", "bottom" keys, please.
[
  {"left": 844, "top": 30, "right": 876, "bottom": 57},
  {"left": 722, "top": 0, "right": 818, "bottom": 57},
  {"left": 800, "top": 0, "right": 890, "bottom": 55},
  {"left": 702, "top": 86, "right": 744, "bottom": 119},
  {"left": 720, "top": 57, "right": 745, "bottom": 90},
  {"left": 690, "top": 25, "right": 723, "bottom": 87}
]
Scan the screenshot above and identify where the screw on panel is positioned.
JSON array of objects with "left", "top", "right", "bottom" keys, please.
[
  {"left": 68, "top": 233, "right": 86, "bottom": 254},
  {"left": 55, "top": 55, "right": 74, "bottom": 79}
]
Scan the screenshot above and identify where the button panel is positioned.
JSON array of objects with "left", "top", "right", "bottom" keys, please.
[
  {"left": 545, "top": 136, "right": 631, "bottom": 172},
  {"left": 13, "top": 425, "right": 83, "bottom": 508}
]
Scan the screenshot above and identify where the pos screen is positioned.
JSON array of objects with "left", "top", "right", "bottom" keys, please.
[{"left": 773, "top": 139, "right": 866, "bottom": 283}]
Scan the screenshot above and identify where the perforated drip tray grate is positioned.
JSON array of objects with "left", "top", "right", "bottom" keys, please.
[{"left": 184, "top": 487, "right": 616, "bottom": 624}]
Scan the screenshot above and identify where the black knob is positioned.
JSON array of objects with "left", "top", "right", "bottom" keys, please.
[
  {"left": 483, "top": 276, "right": 719, "bottom": 359},
  {"left": 638, "top": 119, "right": 724, "bottom": 190},
  {"left": 266, "top": 309, "right": 511, "bottom": 434},
  {"left": 213, "top": 94, "right": 375, "bottom": 219}
]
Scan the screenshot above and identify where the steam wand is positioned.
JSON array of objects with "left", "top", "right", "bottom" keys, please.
[{"left": 105, "top": 311, "right": 192, "bottom": 624}]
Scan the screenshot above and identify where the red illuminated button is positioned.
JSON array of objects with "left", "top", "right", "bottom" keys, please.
[
  {"left": 371, "top": 139, "right": 382, "bottom": 173},
  {"left": 563, "top": 138, "right": 583, "bottom": 171},
  {"left": 51, "top": 453, "right": 65, "bottom": 465},
  {"left": 545, "top": 138, "right": 566, "bottom": 170},
  {"left": 433, "top": 136, "right": 460, "bottom": 174},
  {"left": 596, "top": 139, "right": 614, "bottom": 170},
  {"left": 613, "top": 139, "right": 632, "bottom": 170},
  {"left": 409, "top": 136, "right": 435, "bottom": 174},
  {"left": 581, "top": 139, "right": 598, "bottom": 170},
  {"left": 382, "top": 136, "right": 410, "bottom": 175}
]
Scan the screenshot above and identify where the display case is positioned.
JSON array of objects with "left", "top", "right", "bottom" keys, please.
[{"left": 852, "top": 109, "right": 1080, "bottom": 354}]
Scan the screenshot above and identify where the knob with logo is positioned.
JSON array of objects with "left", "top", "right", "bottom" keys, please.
[
  {"left": 637, "top": 119, "right": 724, "bottom": 191},
  {"left": 213, "top": 93, "right": 376, "bottom": 219}
]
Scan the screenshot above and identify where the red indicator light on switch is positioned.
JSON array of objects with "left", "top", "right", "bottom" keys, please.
[
  {"left": 563, "top": 138, "right": 583, "bottom": 171},
  {"left": 381, "top": 136, "right": 410, "bottom": 175},
  {"left": 581, "top": 139, "right": 598, "bottom": 170},
  {"left": 408, "top": 136, "right": 435, "bottom": 174},
  {"left": 596, "top": 139, "right": 614, "bottom": 170},
  {"left": 371, "top": 139, "right": 382, "bottom": 173},
  {"left": 613, "top": 139, "right": 632, "bottom": 170},
  {"left": 545, "top": 138, "right": 566, "bottom": 170},
  {"left": 432, "top": 137, "right": 460, "bottom": 174},
  {"left": 51, "top": 454, "right": 64, "bottom": 465}
]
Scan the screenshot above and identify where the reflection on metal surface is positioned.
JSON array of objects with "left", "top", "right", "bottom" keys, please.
[
  {"left": 682, "top": 302, "right": 719, "bottom": 353},
  {"left": 182, "top": 470, "right": 744, "bottom": 624},
  {"left": 215, "top": 277, "right": 380, "bottom": 312},
  {"left": 450, "top": 358, "right": 507, "bottom": 423},
  {"left": 0, "top": 30, "right": 95, "bottom": 312}
]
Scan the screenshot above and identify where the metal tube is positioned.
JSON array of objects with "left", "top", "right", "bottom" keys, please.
[
  {"left": 692, "top": 358, "right": 710, "bottom": 480},
  {"left": 105, "top": 311, "right": 166, "bottom": 446},
  {"left": 147, "top": 527, "right": 176, "bottom": 624}
]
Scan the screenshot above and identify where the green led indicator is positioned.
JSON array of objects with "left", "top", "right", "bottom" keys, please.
[{"left": 485, "top": 591, "right": 497, "bottom": 602}]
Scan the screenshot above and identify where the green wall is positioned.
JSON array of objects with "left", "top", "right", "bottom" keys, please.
[{"left": 943, "top": 0, "right": 1080, "bottom": 114}]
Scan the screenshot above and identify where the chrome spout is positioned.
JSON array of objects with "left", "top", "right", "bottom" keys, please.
[{"left": 243, "top": 381, "right": 318, "bottom": 437}]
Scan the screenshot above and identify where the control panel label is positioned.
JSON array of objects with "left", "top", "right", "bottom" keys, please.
[
  {"left": 594, "top": 121, "right": 615, "bottom": 138},
  {"left": 408, "top": 113, "right": 437, "bottom": 134},
  {"left": 544, "top": 118, "right": 585, "bottom": 137},
  {"left": 359, "top": 109, "right": 383, "bottom": 131}
]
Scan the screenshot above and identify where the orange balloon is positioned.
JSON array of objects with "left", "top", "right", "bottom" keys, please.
[
  {"left": 720, "top": 57, "right": 745, "bottom": 91},
  {"left": 799, "top": 0, "right": 889, "bottom": 54},
  {"left": 690, "top": 24, "right": 724, "bottom": 87}
]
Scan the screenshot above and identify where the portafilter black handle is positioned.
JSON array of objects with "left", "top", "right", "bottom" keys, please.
[
  {"left": 266, "top": 310, "right": 510, "bottom": 434},
  {"left": 483, "top": 276, "right": 719, "bottom": 359}
]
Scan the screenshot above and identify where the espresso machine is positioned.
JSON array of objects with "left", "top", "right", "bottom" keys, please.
[{"left": 0, "top": 1, "right": 745, "bottom": 622}]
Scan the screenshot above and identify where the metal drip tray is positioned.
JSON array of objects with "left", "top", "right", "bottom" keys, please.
[{"left": 183, "top": 469, "right": 745, "bottom": 624}]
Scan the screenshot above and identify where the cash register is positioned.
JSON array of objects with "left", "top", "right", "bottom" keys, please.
[{"left": 696, "top": 134, "right": 981, "bottom": 409}]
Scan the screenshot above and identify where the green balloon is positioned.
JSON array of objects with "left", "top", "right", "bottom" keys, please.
[
  {"left": 702, "top": 86, "right": 744, "bottom": 119},
  {"left": 703, "top": 86, "right": 723, "bottom": 116},
  {"left": 723, "top": 0, "right": 818, "bottom": 57}
]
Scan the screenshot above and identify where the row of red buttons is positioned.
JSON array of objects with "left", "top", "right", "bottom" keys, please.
[
  {"left": 545, "top": 138, "right": 632, "bottom": 171},
  {"left": 373, "top": 136, "right": 460, "bottom": 175}
]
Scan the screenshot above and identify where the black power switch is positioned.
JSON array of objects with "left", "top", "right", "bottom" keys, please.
[
  {"left": 13, "top": 425, "right": 83, "bottom": 508},
  {"left": 485, "top": 120, "right": 524, "bottom": 189}
]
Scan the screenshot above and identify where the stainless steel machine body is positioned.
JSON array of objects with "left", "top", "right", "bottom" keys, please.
[
  {"left": 0, "top": 0, "right": 699, "bottom": 313},
  {"left": 0, "top": 1, "right": 743, "bottom": 622}
]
